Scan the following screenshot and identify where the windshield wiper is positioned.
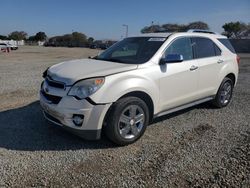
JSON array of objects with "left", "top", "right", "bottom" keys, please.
[
  {"left": 96, "top": 58, "right": 126, "bottom": 64},
  {"left": 107, "top": 58, "right": 126, "bottom": 63}
]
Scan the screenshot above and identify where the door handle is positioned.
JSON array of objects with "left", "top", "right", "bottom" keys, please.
[
  {"left": 217, "top": 59, "right": 224, "bottom": 64},
  {"left": 190, "top": 65, "right": 198, "bottom": 71}
]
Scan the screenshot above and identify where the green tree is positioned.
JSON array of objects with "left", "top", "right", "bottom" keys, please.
[
  {"left": 187, "top": 21, "right": 209, "bottom": 30},
  {"left": 222, "top": 21, "right": 250, "bottom": 39},
  {"left": 0, "top": 35, "right": 8, "bottom": 40},
  {"left": 71, "top": 32, "right": 87, "bottom": 46},
  {"left": 47, "top": 32, "right": 88, "bottom": 47},
  {"left": 88, "top": 37, "right": 94, "bottom": 44},
  {"left": 222, "top": 22, "right": 241, "bottom": 38},
  {"left": 162, "top": 24, "right": 187, "bottom": 32},
  {"left": 28, "top": 35, "right": 36, "bottom": 41},
  {"left": 141, "top": 21, "right": 209, "bottom": 33},
  {"left": 9, "top": 31, "right": 27, "bottom": 40},
  {"left": 141, "top": 25, "right": 163, "bottom": 33},
  {"left": 35, "top": 32, "right": 47, "bottom": 41}
]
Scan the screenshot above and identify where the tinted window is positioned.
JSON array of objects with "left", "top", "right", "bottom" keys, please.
[
  {"left": 112, "top": 43, "right": 138, "bottom": 57},
  {"left": 165, "top": 37, "right": 193, "bottom": 60},
  {"left": 214, "top": 44, "right": 221, "bottom": 56},
  {"left": 96, "top": 37, "right": 166, "bottom": 64},
  {"left": 192, "top": 37, "right": 221, "bottom": 58},
  {"left": 218, "top": 39, "right": 236, "bottom": 53}
]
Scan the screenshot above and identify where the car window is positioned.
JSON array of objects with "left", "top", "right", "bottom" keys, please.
[
  {"left": 164, "top": 37, "right": 193, "bottom": 61},
  {"left": 192, "top": 37, "right": 221, "bottom": 58},
  {"left": 214, "top": 43, "right": 221, "bottom": 56},
  {"left": 112, "top": 43, "right": 138, "bottom": 57},
  {"left": 218, "top": 38, "right": 236, "bottom": 53},
  {"left": 96, "top": 37, "right": 166, "bottom": 64}
]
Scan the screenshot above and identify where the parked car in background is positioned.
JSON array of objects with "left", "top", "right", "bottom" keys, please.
[
  {"left": 89, "top": 44, "right": 98, "bottom": 49},
  {"left": 40, "top": 30, "right": 239, "bottom": 145},
  {"left": 99, "top": 43, "right": 109, "bottom": 50},
  {"left": 8, "top": 43, "right": 18, "bottom": 50},
  {"left": 0, "top": 43, "right": 8, "bottom": 52},
  {"left": 0, "top": 43, "right": 18, "bottom": 51}
]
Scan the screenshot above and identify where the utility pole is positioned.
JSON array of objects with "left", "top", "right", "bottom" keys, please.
[{"left": 122, "top": 24, "right": 128, "bottom": 38}]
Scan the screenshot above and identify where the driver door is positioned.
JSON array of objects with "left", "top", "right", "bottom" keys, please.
[{"left": 159, "top": 37, "right": 199, "bottom": 111}]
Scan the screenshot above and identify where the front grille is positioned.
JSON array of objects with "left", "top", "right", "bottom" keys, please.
[
  {"left": 41, "top": 90, "right": 62, "bottom": 104},
  {"left": 46, "top": 76, "right": 65, "bottom": 89}
]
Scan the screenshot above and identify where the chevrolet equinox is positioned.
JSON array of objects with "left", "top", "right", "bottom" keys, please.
[{"left": 40, "top": 30, "right": 239, "bottom": 145}]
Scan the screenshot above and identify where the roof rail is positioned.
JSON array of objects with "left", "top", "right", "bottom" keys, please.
[{"left": 187, "top": 29, "right": 218, "bottom": 34}]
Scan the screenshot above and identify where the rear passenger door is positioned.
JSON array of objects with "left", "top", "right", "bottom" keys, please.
[{"left": 191, "top": 37, "right": 223, "bottom": 98}]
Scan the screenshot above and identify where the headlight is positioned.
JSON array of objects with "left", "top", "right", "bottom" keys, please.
[{"left": 68, "top": 78, "right": 105, "bottom": 99}]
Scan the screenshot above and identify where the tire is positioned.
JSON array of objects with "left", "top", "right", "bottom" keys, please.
[
  {"left": 105, "top": 97, "right": 149, "bottom": 146},
  {"left": 212, "top": 77, "right": 234, "bottom": 108}
]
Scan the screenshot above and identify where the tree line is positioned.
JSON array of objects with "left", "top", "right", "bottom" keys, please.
[
  {"left": 46, "top": 32, "right": 94, "bottom": 47},
  {"left": 0, "top": 21, "right": 249, "bottom": 47},
  {"left": 0, "top": 31, "right": 95, "bottom": 47},
  {"left": 141, "top": 21, "right": 209, "bottom": 33},
  {"left": 0, "top": 31, "right": 47, "bottom": 41},
  {"left": 141, "top": 21, "right": 250, "bottom": 39},
  {"left": 0, "top": 30, "right": 105, "bottom": 48}
]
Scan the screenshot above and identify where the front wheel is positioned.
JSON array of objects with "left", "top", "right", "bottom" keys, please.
[
  {"left": 105, "top": 97, "right": 149, "bottom": 146},
  {"left": 212, "top": 77, "right": 234, "bottom": 108}
]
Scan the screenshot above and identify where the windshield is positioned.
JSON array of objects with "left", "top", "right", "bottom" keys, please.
[{"left": 95, "top": 37, "right": 166, "bottom": 64}]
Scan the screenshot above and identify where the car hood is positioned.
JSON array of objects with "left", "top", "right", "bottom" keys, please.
[{"left": 47, "top": 59, "right": 138, "bottom": 85}]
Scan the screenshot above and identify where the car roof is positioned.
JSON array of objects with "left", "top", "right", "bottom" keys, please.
[
  {"left": 134, "top": 33, "right": 172, "bottom": 38},
  {"left": 172, "top": 32, "right": 227, "bottom": 39},
  {"left": 134, "top": 32, "right": 227, "bottom": 39}
]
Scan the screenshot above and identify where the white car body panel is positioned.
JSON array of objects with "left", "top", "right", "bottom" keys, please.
[
  {"left": 40, "top": 31, "right": 239, "bottom": 140},
  {"left": 48, "top": 59, "right": 138, "bottom": 85},
  {"left": 158, "top": 59, "right": 199, "bottom": 111},
  {"left": 90, "top": 64, "right": 161, "bottom": 112}
]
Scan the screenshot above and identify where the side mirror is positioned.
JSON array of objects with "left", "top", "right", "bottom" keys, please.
[{"left": 160, "top": 54, "right": 184, "bottom": 64}]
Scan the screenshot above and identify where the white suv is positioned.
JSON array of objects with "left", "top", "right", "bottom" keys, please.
[{"left": 40, "top": 30, "right": 239, "bottom": 145}]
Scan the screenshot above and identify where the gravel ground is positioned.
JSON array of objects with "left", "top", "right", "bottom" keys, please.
[{"left": 0, "top": 47, "right": 249, "bottom": 187}]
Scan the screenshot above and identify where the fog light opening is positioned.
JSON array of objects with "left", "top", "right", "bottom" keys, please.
[{"left": 72, "top": 114, "right": 84, "bottom": 126}]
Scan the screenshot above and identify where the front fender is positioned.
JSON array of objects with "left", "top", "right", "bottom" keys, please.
[{"left": 89, "top": 70, "right": 160, "bottom": 113}]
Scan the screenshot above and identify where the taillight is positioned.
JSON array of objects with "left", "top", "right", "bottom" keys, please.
[{"left": 236, "top": 55, "right": 240, "bottom": 64}]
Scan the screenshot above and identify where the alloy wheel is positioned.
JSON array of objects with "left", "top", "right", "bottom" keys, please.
[
  {"left": 118, "top": 105, "right": 145, "bottom": 139},
  {"left": 220, "top": 82, "right": 232, "bottom": 105}
]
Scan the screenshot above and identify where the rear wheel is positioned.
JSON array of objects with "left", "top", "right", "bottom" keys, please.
[
  {"left": 212, "top": 77, "right": 233, "bottom": 108},
  {"left": 105, "top": 97, "right": 149, "bottom": 146}
]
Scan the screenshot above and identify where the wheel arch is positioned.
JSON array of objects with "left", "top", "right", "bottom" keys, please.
[
  {"left": 103, "top": 91, "right": 155, "bottom": 127},
  {"left": 225, "top": 73, "right": 236, "bottom": 86},
  {"left": 119, "top": 91, "right": 154, "bottom": 122},
  {"left": 216, "top": 71, "right": 237, "bottom": 94}
]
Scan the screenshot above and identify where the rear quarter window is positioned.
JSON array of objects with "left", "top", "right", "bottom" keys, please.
[
  {"left": 218, "top": 39, "right": 236, "bottom": 53},
  {"left": 192, "top": 37, "right": 221, "bottom": 58}
]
